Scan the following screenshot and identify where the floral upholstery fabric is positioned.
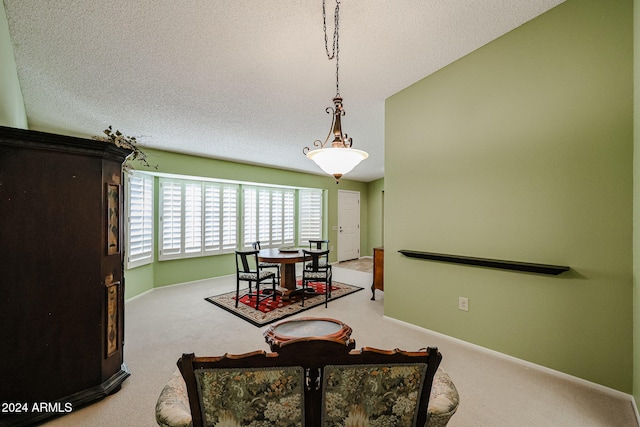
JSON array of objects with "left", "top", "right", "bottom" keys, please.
[
  {"left": 427, "top": 368, "right": 459, "bottom": 427},
  {"left": 155, "top": 366, "right": 459, "bottom": 427},
  {"left": 304, "top": 271, "right": 330, "bottom": 280},
  {"left": 238, "top": 271, "right": 274, "bottom": 281},
  {"left": 305, "top": 260, "right": 328, "bottom": 269},
  {"left": 321, "top": 363, "right": 427, "bottom": 427},
  {"left": 259, "top": 262, "right": 279, "bottom": 268},
  {"left": 156, "top": 369, "right": 192, "bottom": 427},
  {"left": 194, "top": 366, "right": 304, "bottom": 427}
]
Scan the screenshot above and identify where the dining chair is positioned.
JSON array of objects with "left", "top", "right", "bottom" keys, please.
[
  {"left": 307, "top": 239, "right": 330, "bottom": 270},
  {"left": 235, "top": 250, "right": 276, "bottom": 309},
  {"left": 301, "top": 249, "right": 332, "bottom": 308},
  {"left": 252, "top": 241, "right": 280, "bottom": 286}
]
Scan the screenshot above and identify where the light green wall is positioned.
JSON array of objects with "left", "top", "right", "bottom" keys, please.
[
  {"left": 385, "top": 0, "right": 633, "bottom": 393},
  {"left": 367, "top": 178, "right": 384, "bottom": 252},
  {"left": 0, "top": 4, "right": 27, "bottom": 128},
  {"left": 124, "top": 148, "right": 370, "bottom": 299},
  {"left": 634, "top": 0, "right": 640, "bottom": 408}
]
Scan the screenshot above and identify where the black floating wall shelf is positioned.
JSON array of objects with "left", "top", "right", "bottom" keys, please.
[{"left": 398, "top": 250, "right": 570, "bottom": 276}]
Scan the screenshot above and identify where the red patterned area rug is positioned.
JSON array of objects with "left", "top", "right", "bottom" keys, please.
[{"left": 205, "top": 281, "right": 363, "bottom": 327}]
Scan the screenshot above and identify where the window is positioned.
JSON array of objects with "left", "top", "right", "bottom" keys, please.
[
  {"left": 159, "top": 178, "right": 238, "bottom": 260},
  {"left": 154, "top": 174, "right": 323, "bottom": 261},
  {"left": 126, "top": 172, "right": 154, "bottom": 268},
  {"left": 242, "top": 187, "right": 295, "bottom": 248},
  {"left": 298, "top": 189, "right": 323, "bottom": 246}
]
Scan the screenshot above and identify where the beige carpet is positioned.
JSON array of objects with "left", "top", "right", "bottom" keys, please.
[{"left": 42, "top": 262, "right": 638, "bottom": 427}]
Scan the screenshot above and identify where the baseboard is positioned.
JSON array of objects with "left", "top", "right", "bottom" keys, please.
[
  {"left": 125, "top": 287, "right": 154, "bottom": 302},
  {"left": 383, "top": 315, "right": 637, "bottom": 404},
  {"left": 125, "top": 274, "right": 236, "bottom": 303}
]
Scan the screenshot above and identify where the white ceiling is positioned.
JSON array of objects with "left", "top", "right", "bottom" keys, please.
[{"left": 3, "top": 0, "right": 564, "bottom": 182}]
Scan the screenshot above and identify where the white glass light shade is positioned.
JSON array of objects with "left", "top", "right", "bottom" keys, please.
[{"left": 306, "top": 147, "right": 368, "bottom": 180}]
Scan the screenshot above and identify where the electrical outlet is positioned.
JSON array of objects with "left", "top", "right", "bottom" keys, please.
[{"left": 458, "top": 297, "right": 469, "bottom": 312}]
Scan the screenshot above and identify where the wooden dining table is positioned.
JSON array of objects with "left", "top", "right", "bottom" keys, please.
[{"left": 258, "top": 248, "right": 311, "bottom": 300}]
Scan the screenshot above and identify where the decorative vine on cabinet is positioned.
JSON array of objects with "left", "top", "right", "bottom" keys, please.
[{"left": 0, "top": 126, "right": 130, "bottom": 426}]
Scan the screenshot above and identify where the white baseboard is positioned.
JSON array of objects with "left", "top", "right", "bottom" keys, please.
[
  {"left": 383, "top": 315, "right": 638, "bottom": 405},
  {"left": 124, "top": 287, "right": 154, "bottom": 302},
  {"left": 125, "top": 274, "right": 235, "bottom": 303}
]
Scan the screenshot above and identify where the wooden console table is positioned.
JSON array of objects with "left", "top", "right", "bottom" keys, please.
[{"left": 371, "top": 247, "right": 384, "bottom": 300}]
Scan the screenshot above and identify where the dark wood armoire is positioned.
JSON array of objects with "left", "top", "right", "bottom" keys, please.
[{"left": 0, "top": 126, "right": 130, "bottom": 426}]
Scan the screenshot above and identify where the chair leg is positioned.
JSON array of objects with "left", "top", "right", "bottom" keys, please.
[
  {"left": 324, "top": 280, "right": 328, "bottom": 308},
  {"left": 235, "top": 278, "right": 240, "bottom": 308},
  {"left": 326, "top": 275, "right": 332, "bottom": 308},
  {"left": 254, "top": 281, "right": 260, "bottom": 310},
  {"left": 271, "top": 276, "right": 276, "bottom": 302}
]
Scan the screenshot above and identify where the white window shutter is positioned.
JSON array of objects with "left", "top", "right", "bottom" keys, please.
[
  {"left": 204, "top": 184, "right": 220, "bottom": 251},
  {"left": 127, "top": 172, "right": 154, "bottom": 268},
  {"left": 243, "top": 187, "right": 257, "bottom": 247},
  {"left": 222, "top": 186, "right": 238, "bottom": 250},
  {"left": 160, "top": 180, "right": 183, "bottom": 259},
  {"left": 299, "top": 189, "right": 322, "bottom": 245},
  {"left": 283, "top": 191, "right": 295, "bottom": 245}
]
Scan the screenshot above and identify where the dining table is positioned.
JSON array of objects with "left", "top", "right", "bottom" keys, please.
[{"left": 258, "top": 247, "right": 311, "bottom": 300}]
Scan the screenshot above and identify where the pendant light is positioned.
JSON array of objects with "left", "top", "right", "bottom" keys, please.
[{"left": 303, "top": 0, "right": 368, "bottom": 183}]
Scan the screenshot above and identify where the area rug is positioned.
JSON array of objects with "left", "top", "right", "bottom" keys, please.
[{"left": 205, "top": 281, "right": 363, "bottom": 327}]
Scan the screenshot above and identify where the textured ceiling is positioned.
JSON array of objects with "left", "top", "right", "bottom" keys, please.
[{"left": 3, "top": 0, "right": 564, "bottom": 182}]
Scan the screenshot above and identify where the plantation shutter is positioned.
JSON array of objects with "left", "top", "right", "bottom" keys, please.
[
  {"left": 204, "top": 184, "right": 221, "bottom": 251},
  {"left": 242, "top": 186, "right": 295, "bottom": 248},
  {"left": 271, "top": 190, "right": 283, "bottom": 245},
  {"left": 127, "top": 172, "right": 154, "bottom": 268},
  {"left": 222, "top": 186, "right": 238, "bottom": 250},
  {"left": 243, "top": 187, "right": 258, "bottom": 247},
  {"left": 299, "top": 189, "right": 323, "bottom": 245},
  {"left": 283, "top": 191, "right": 295, "bottom": 244},
  {"left": 258, "top": 188, "right": 270, "bottom": 243},
  {"left": 204, "top": 183, "right": 238, "bottom": 253},
  {"left": 160, "top": 179, "right": 183, "bottom": 259},
  {"left": 184, "top": 181, "right": 202, "bottom": 254}
]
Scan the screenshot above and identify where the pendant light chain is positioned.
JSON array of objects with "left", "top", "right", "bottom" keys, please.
[
  {"left": 304, "top": 0, "right": 367, "bottom": 183},
  {"left": 322, "top": 0, "right": 341, "bottom": 98}
]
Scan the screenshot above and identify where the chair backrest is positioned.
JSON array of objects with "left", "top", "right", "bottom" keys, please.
[
  {"left": 303, "top": 249, "right": 330, "bottom": 272},
  {"left": 309, "top": 239, "right": 329, "bottom": 250},
  {"left": 177, "top": 338, "right": 442, "bottom": 427},
  {"left": 235, "top": 249, "right": 259, "bottom": 273}
]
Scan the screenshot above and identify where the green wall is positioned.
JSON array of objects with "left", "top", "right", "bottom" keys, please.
[
  {"left": 367, "top": 178, "right": 384, "bottom": 251},
  {"left": 124, "top": 148, "right": 370, "bottom": 299},
  {"left": 385, "top": 0, "right": 633, "bottom": 393},
  {"left": 3, "top": 0, "right": 638, "bottom": 399},
  {"left": 0, "top": 4, "right": 26, "bottom": 128},
  {"left": 634, "top": 0, "right": 640, "bottom": 408}
]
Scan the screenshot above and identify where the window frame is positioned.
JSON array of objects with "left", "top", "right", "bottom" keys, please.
[{"left": 147, "top": 173, "right": 324, "bottom": 262}]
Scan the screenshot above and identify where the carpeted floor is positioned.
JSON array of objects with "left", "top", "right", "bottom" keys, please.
[{"left": 42, "top": 261, "right": 638, "bottom": 427}]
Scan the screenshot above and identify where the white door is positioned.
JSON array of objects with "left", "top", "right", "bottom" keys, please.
[{"left": 337, "top": 190, "right": 360, "bottom": 261}]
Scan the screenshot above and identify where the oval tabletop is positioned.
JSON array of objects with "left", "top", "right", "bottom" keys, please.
[
  {"left": 263, "top": 317, "right": 353, "bottom": 350},
  {"left": 258, "top": 247, "right": 309, "bottom": 264}
]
